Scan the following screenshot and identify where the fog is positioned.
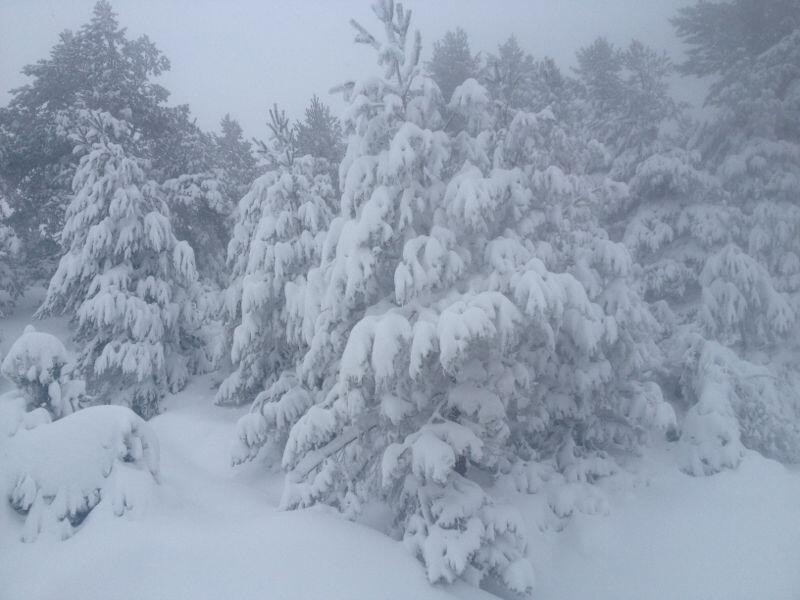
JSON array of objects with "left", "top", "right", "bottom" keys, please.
[
  {"left": 1, "top": 0, "right": 696, "bottom": 135},
  {"left": 3, "top": 2, "right": 798, "bottom": 599}
]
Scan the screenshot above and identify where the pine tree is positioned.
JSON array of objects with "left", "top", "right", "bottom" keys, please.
[
  {"left": 426, "top": 28, "right": 481, "bottom": 103},
  {"left": 673, "top": 0, "right": 800, "bottom": 294},
  {"left": 159, "top": 113, "right": 252, "bottom": 286},
  {"left": 673, "top": 0, "right": 800, "bottom": 473},
  {"left": 0, "top": 1, "right": 173, "bottom": 273},
  {"left": 481, "top": 36, "right": 538, "bottom": 127},
  {"left": 0, "top": 178, "right": 23, "bottom": 315},
  {"left": 217, "top": 106, "right": 336, "bottom": 408},
  {"left": 576, "top": 38, "right": 679, "bottom": 179},
  {"left": 294, "top": 96, "right": 345, "bottom": 191},
  {"left": 231, "top": 2, "right": 674, "bottom": 594},
  {"left": 37, "top": 110, "right": 200, "bottom": 419},
  {"left": 216, "top": 114, "right": 259, "bottom": 204}
]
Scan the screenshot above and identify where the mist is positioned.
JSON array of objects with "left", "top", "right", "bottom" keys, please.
[
  {"left": 1, "top": 1, "right": 799, "bottom": 600},
  {"left": 2, "top": 0, "right": 697, "bottom": 135}
]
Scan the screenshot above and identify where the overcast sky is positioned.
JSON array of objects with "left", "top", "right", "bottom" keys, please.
[{"left": 1, "top": 0, "right": 700, "bottom": 138}]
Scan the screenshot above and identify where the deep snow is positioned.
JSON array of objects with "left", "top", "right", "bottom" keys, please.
[{"left": 1, "top": 291, "right": 800, "bottom": 600}]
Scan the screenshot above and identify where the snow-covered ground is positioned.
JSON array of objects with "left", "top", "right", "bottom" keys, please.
[{"left": 1, "top": 293, "right": 800, "bottom": 600}]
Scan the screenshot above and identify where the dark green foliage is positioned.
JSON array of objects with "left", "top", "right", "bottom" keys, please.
[
  {"left": 426, "top": 28, "right": 481, "bottom": 103},
  {"left": 256, "top": 96, "right": 344, "bottom": 192},
  {"left": 294, "top": 96, "right": 345, "bottom": 182},
  {"left": 575, "top": 37, "right": 679, "bottom": 174},
  {"left": 672, "top": 0, "right": 800, "bottom": 79},
  {"left": 215, "top": 114, "right": 259, "bottom": 203}
]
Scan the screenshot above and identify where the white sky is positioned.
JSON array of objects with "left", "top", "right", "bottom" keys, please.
[{"left": 1, "top": 0, "right": 700, "bottom": 138}]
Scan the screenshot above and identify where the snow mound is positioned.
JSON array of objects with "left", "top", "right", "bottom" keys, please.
[
  {"left": 1, "top": 405, "right": 160, "bottom": 541},
  {"left": 0, "top": 324, "right": 81, "bottom": 418}
]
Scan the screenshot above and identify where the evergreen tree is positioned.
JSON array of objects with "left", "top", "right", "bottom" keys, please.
[
  {"left": 630, "top": 0, "right": 800, "bottom": 471},
  {"left": 481, "top": 36, "right": 538, "bottom": 127},
  {"left": 575, "top": 38, "right": 679, "bottom": 178},
  {"left": 294, "top": 96, "right": 345, "bottom": 190},
  {"left": 0, "top": 178, "right": 23, "bottom": 315},
  {"left": 217, "top": 106, "right": 336, "bottom": 408},
  {"left": 215, "top": 114, "right": 259, "bottom": 205},
  {"left": 231, "top": 2, "right": 674, "bottom": 593},
  {"left": 0, "top": 1, "right": 173, "bottom": 273},
  {"left": 426, "top": 28, "right": 481, "bottom": 103},
  {"left": 38, "top": 110, "right": 201, "bottom": 419}
]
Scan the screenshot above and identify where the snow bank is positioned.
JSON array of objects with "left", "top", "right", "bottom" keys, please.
[
  {"left": 2, "top": 378, "right": 800, "bottom": 600},
  {"left": 0, "top": 405, "right": 159, "bottom": 541}
]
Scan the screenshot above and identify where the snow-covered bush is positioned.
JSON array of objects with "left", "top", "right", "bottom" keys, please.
[
  {"left": 0, "top": 405, "right": 160, "bottom": 542},
  {"left": 1, "top": 325, "right": 84, "bottom": 419},
  {"left": 37, "top": 110, "right": 202, "bottom": 419},
  {"left": 678, "top": 336, "right": 800, "bottom": 474}
]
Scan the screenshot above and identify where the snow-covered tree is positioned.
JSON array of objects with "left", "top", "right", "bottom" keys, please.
[
  {"left": 215, "top": 114, "right": 259, "bottom": 204},
  {"left": 481, "top": 36, "right": 538, "bottom": 128},
  {"left": 0, "top": 179, "right": 22, "bottom": 315},
  {"left": 230, "top": 3, "right": 675, "bottom": 594},
  {"left": 624, "top": 145, "right": 727, "bottom": 302},
  {"left": 677, "top": 334, "right": 800, "bottom": 475},
  {"left": 575, "top": 38, "right": 680, "bottom": 179},
  {"left": 0, "top": 1, "right": 173, "bottom": 270},
  {"left": 426, "top": 28, "right": 481, "bottom": 104},
  {"left": 294, "top": 96, "right": 345, "bottom": 191},
  {"left": 161, "top": 172, "right": 230, "bottom": 285},
  {"left": 37, "top": 110, "right": 201, "bottom": 419},
  {"left": 217, "top": 106, "right": 336, "bottom": 407},
  {"left": 674, "top": 0, "right": 800, "bottom": 298},
  {"left": 486, "top": 79, "right": 674, "bottom": 462},
  {"left": 664, "top": 0, "right": 800, "bottom": 468}
]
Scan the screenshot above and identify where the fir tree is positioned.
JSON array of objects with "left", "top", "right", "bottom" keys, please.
[
  {"left": 215, "top": 114, "right": 259, "bottom": 205},
  {"left": 38, "top": 110, "right": 200, "bottom": 419},
  {"left": 217, "top": 106, "right": 336, "bottom": 408},
  {"left": 576, "top": 38, "right": 679, "bottom": 178},
  {"left": 481, "top": 36, "right": 538, "bottom": 127},
  {"left": 231, "top": 2, "right": 674, "bottom": 594},
  {"left": 0, "top": 1, "right": 172, "bottom": 273},
  {"left": 0, "top": 178, "right": 23, "bottom": 315},
  {"left": 426, "top": 28, "right": 481, "bottom": 103},
  {"left": 649, "top": 0, "right": 800, "bottom": 470},
  {"left": 294, "top": 96, "right": 345, "bottom": 191}
]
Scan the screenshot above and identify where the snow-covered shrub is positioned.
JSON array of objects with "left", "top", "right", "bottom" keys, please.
[
  {"left": 37, "top": 110, "right": 201, "bottom": 419},
  {"left": 1, "top": 325, "right": 84, "bottom": 419},
  {"left": 0, "top": 405, "right": 160, "bottom": 542},
  {"left": 678, "top": 337, "right": 800, "bottom": 474}
]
